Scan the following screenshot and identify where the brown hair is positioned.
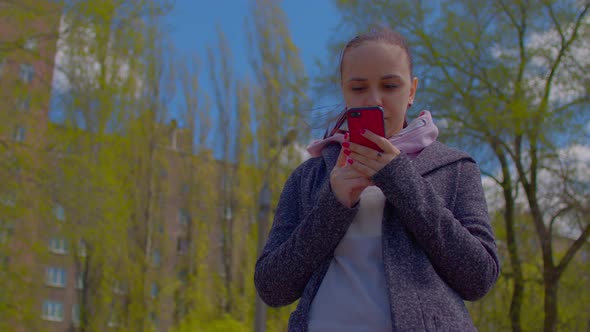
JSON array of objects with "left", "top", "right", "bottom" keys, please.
[{"left": 339, "top": 26, "right": 413, "bottom": 82}]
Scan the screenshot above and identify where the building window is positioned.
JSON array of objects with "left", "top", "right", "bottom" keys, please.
[
  {"left": 77, "top": 239, "right": 87, "bottom": 257},
  {"left": 152, "top": 250, "right": 161, "bottom": 267},
  {"left": 46, "top": 267, "right": 66, "bottom": 287},
  {"left": 0, "top": 255, "right": 9, "bottom": 269},
  {"left": 171, "top": 129, "right": 178, "bottom": 150},
  {"left": 49, "top": 237, "right": 68, "bottom": 254},
  {"left": 0, "top": 221, "right": 14, "bottom": 243},
  {"left": 158, "top": 195, "right": 166, "bottom": 210},
  {"left": 159, "top": 166, "right": 167, "bottom": 178},
  {"left": 0, "top": 192, "right": 16, "bottom": 206},
  {"left": 13, "top": 126, "right": 25, "bottom": 142},
  {"left": 107, "top": 308, "right": 120, "bottom": 328},
  {"left": 150, "top": 282, "right": 158, "bottom": 299},
  {"left": 177, "top": 237, "right": 189, "bottom": 255},
  {"left": 178, "top": 208, "right": 190, "bottom": 225},
  {"left": 113, "top": 280, "right": 128, "bottom": 295},
  {"left": 181, "top": 184, "right": 190, "bottom": 195},
  {"left": 224, "top": 206, "right": 233, "bottom": 220},
  {"left": 76, "top": 273, "right": 84, "bottom": 290},
  {"left": 24, "top": 38, "right": 37, "bottom": 50},
  {"left": 17, "top": 95, "right": 31, "bottom": 112},
  {"left": 0, "top": 57, "right": 6, "bottom": 77},
  {"left": 218, "top": 231, "right": 225, "bottom": 249},
  {"left": 19, "top": 63, "right": 34, "bottom": 83},
  {"left": 177, "top": 269, "right": 188, "bottom": 285},
  {"left": 54, "top": 204, "right": 65, "bottom": 221},
  {"left": 42, "top": 300, "right": 64, "bottom": 322},
  {"left": 72, "top": 304, "right": 80, "bottom": 327},
  {"left": 150, "top": 311, "right": 159, "bottom": 327}
]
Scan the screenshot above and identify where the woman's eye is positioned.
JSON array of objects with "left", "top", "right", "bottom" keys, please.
[
  {"left": 351, "top": 86, "right": 366, "bottom": 92},
  {"left": 384, "top": 84, "right": 398, "bottom": 89}
]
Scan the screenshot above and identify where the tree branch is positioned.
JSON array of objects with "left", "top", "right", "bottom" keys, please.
[
  {"left": 496, "top": 0, "right": 523, "bottom": 35},
  {"left": 539, "top": 3, "right": 590, "bottom": 114},
  {"left": 481, "top": 169, "right": 502, "bottom": 186},
  {"left": 551, "top": 96, "right": 590, "bottom": 114},
  {"left": 548, "top": 205, "right": 573, "bottom": 236},
  {"left": 556, "top": 221, "right": 590, "bottom": 277}
]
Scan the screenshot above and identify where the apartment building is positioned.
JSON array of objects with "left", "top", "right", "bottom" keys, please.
[{"left": 0, "top": 1, "right": 63, "bottom": 331}]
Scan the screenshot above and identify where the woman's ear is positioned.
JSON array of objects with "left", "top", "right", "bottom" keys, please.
[{"left": 409, "top": 77, "right": 419, "bottom": 106}]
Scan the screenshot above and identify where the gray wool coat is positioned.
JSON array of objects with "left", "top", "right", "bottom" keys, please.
[{"left": 254, "top": 141, "right": 500, "bottom": 332}]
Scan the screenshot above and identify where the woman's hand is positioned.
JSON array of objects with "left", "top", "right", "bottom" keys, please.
[
  {"left": 342, "top": 129, "right": 400, "bottom": 178},
  {"left": 330, "top": 146, "right": 372, "bottom": 208}
]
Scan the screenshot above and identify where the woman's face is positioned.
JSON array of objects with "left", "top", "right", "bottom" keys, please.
[{"left": 341, "top": 41, "right": 418, "bottom": 138}]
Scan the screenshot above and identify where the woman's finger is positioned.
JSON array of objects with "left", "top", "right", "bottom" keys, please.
[
  {"left": 335, "top": 147, "right": 347, "bottom": 168},
  {"left": 346, "top": 157, "right": 377, "bottom": 177},
  {"left": 344, "top": 176, "right": 372, "bottom": 189},
  {"left": 348, "top": 151, "right": 380, "bottom": 173},
  {"left": 345, "top": 141, "right": 397, "bottom": 164},
  {"left": 361, "top": 129, "right": 398, "bottom": 154},
  {"left": 334, "top": 164, "right": 369, "bottom": 180}
]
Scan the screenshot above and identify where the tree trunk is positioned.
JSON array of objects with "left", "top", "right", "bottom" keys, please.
[
  {"left": 543, "top": 270, "right": 559, "bottom": 332},
  {"left": 505, "top": 191, "right": 523, "bottom": 332},
  {"left": 494, "top": 139, "right": 524, "bottom": 332}
]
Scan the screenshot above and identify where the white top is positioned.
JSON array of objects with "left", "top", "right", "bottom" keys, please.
[{"left": 308, "top": 186, "right": 392, "bottom": 332}]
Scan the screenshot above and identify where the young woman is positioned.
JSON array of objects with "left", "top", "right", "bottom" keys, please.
[{"left": 254, "top": 27, "right": 499, "bottom": 332}]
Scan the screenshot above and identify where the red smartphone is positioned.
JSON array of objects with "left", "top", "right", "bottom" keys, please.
[{"left": 346, "top": 106, "right": 385, "bottom": 152}]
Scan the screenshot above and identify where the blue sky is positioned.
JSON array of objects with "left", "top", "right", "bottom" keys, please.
[
  {"left": 49, "top": 1, "right": 344, "bottom": 138},
  {"left": 164, "top": 0, "right": 344, "bottom": 140},
  {"left": 166, "top": 0, "right": 341, "bottom": 82}
]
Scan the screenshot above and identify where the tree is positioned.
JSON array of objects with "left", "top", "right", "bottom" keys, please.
[
  {"left": 246, "top": 0, "right": 310, "bottom": 331},
  {"left": 328, "top": 1, "right": 590, "bottom": 331},
  {"left": 47, "top": 0, "right": 174, "bottom": 331},
  {"left": 207, "top": 26, "right": 241, "bottom": 315},
  {"left": 171, "top": 53, "right": 215, "bottom": 329}
]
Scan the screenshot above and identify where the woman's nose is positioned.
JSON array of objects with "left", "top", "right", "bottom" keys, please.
[{"left": 365, "top": 89, "right": 382, "bottom": 107}]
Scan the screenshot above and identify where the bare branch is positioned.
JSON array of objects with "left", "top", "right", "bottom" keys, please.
[
  {"left": 539, "top": 4, "right": 590, "bottom": 114},
  {"left": 496, "top": 0, "right": 523, "bottom": 35},
  {"left": 556, "top": 222, "right": 590, "bottom": 277},
  {"left": 481, "top": 169, "right": 503, "bottom": 186},
  {"left": 546, "top": 2, "right": 566, "bottom": 42},
  {"left": 553, "top": 96, "right": 590, "bottom": 113},
  {"left": 548, "top": 205, "right": 573, "bottom": 235}
]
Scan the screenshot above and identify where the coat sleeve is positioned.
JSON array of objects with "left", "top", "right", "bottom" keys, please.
[
  {"left": 254, "top": 164, "right": 359, "bottom": 307},
  {"left": 372, "top": 154, "right": 500, "bottom": 301}
]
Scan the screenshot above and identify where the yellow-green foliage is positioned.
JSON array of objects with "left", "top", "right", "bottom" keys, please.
[{"left": 3, "top": 0, "right": 306, "bottom": 331}]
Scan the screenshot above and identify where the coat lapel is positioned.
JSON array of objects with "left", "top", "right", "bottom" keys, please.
[{"left": 411, "top": 141, "right": 473, "bottom": 176}]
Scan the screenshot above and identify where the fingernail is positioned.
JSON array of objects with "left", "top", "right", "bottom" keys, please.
[
  {"left": 342, "top": 142, "right": 350, "bottom": 148},
  {"left": 344, "top": 149, "right": 351, "bottom": 156},
  {"left": 344, "top": 132, "right": 349, "bottom": 139},
  {"left": 347, "top": 158, "right": 354, "bottom": 165}
]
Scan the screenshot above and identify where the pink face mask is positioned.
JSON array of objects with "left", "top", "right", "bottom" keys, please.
[{"left": 306, "top": 110, "right": 439, "bottom": 158}]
